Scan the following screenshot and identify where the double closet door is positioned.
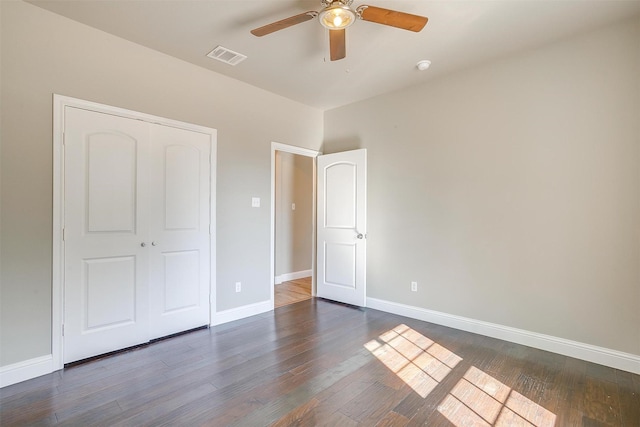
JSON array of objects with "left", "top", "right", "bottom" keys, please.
[{"left": 63, "top": 107, "right": 212, "bottom": 364}]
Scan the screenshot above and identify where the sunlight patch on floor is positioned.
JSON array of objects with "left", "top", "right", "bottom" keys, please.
[
  {"left": 365, "top": 325, "right": 556, "bottom": 426},
  {"left": 364, "top": 324, "right": 462, "bottom": 398},
  {"left": 438, "top": 366, "right": 556, "bottom": 427}
]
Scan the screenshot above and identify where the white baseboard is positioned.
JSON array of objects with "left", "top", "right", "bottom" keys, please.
[
  {"left": 6, "top": 298, "right": 636, "bottom": 388},
  {"left": 366, "top": 297, "right": 640, "bottom": 375},
  {"left": 211, "top": 300, "right": 273, "bottom": 326},
  {"left": 0, "top": 355, "right": 55, "bottom": 388},
  {"left": 275, "top": 270, "right": 312, "bottom": 285}
]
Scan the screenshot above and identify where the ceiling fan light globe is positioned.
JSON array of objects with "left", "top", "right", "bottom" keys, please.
[{"left": 319, "top": 4, "right": 356, "bottom": 30}]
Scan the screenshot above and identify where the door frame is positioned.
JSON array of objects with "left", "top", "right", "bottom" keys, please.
[
  {"left": 52, "top": 94, "right": 217, "bottom": 370},
  {"left": 270, "top": 142, "right": 321, "bottom": 308}
]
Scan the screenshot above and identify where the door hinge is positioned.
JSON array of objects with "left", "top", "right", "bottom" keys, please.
[
  {"left": 62, "top": 228, "right": 65, "bottom": 241},
  {"left": 62, "top": 324, "right": 64, "bottom": 336}
]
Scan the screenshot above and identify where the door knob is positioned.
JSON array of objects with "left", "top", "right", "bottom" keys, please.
[
  {"left": 152, "top": 241, "right": 158, "bottom": 246},
  {"left": 140, "top": 242, "right": 147, "bottom": 247},
  {"left": 356, "top": 233, "right": 364, "bottom": 239}
]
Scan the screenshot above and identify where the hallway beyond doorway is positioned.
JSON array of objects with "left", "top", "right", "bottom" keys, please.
[{"left": 275, "top": 277, "right": 311, "bottom": 308}]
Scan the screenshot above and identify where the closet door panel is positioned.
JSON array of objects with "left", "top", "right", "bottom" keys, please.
[
  {"left": 63, "top": 107, "right": 150, "bottom": 363},
  {"left": 148, "top": 124, "right": 211, "bottom": 339}
]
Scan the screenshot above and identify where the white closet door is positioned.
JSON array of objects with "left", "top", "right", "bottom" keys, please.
[
  {"left": 64, "top": 107, "right": 150, "bottom": 363},
  {"left": 64, "top": 107, "right": 212, "bottom": 364},
  {"left": 148, "top": 124, "right": 211, "bottom": 339}
]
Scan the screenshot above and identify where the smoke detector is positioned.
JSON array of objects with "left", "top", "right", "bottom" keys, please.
[{"left": 416, "top": 60, "right": 431, "bottom": 71}]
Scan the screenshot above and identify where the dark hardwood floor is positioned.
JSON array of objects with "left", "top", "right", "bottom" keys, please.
[{"left": 1, "top": 298, "right": 638, "bottom": 426}]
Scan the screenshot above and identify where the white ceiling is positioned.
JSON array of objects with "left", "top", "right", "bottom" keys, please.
[{"left": 28, "top": 0, "right": 640, "bottom": 110}]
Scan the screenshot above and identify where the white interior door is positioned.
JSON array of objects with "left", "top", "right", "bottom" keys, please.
[
  {"left": 64, "top": 107, "right": 151, "bottom": 363},
  {"left": 148, "top": 124, "right": 211, "bottom": 339},
  {"left": 316, "top": 149, "right": 367, "bottom": 306}
]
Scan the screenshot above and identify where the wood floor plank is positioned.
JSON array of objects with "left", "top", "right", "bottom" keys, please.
[
  {"left": 275, "top": 277, "right": 312, "bottom": 308},
  {"left": 337, "top": 377, "right": 415, "bottom": 424},
  {"left": 0, "top": 371, "right": 62, "bottom": 402},
  {"left": 55, "top": 400, "right": 122, "bottom": 426},
  {"left": 315, "top": 411, "right": 359, "bottom": 427},
  {"left": 1, "top": 298, "right": 639, "bottom": 426},
  {"left": 616, "top": 369, "right": 640, "bottom": 426},
  {"left": 298, "top": 360, "right": 379, "bottom": 419},
  {"left": 269, "top": 397, "right": 320, "bottom": 427},
  {"left": 1, "top": 360, "right": 169, "bottom": 425},
  {"left": 374, "top": 410, "right": 410, "bottom": 427},
  {"left": 583, "top": 376, "right": 622, "bottom": 426},
  {"left": 225, "top": 348, "right": 373, "bottom": 426},
  {"left": 108, "top": 382, "right": 217, "bottom": 426}
]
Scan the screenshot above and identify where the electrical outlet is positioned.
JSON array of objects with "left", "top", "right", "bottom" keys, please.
[
  {"left": 235, "top": 282, "right": 241, "bottom": 293},
  {"left": 411, "top": 281, "right": 418, "bottom": 292},
  {"left": 251, "top": 197, "right": 260, "bottom": 208}
]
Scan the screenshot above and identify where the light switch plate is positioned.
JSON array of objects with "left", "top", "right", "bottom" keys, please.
[{"left": 251, "top": 197, "right": 260, "bottom": 208}]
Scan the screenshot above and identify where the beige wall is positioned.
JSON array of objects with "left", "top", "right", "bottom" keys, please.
[
  {"left": 324, "top": 16, "right": 640, "bottom": 355},
  {"left": 275, "top": 152, "right": 313, "bottom": 277},
  {"left": 0, "top": 1, "right": 323, "bottom": 366},
  {"left": 1, "top": 0, "right": 638, "bottom": 370}
]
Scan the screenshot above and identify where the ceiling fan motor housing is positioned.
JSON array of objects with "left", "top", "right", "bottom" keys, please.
[
  {"left": 319, "top": 0, "right": 358, "bottom": 29},
  {"left": 321, "top": 0, "right": 354, "bottom": 7}
]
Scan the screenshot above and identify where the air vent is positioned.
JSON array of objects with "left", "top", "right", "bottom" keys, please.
[{"left": 206, "top": 46, "right": 247, "bottom": 66}]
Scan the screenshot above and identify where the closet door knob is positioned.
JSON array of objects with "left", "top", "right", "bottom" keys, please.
[
  {"left": 141, "top": 242, "right": 147, "bottom": 247},
  {"left": 152, "top": 241, "right": 158, "bottom": 246}
]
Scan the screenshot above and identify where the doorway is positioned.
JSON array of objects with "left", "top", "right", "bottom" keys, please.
[{"left": 270, "top": 143, "right": 320, "bottom": 309}]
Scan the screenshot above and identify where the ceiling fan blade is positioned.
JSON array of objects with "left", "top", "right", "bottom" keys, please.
[
  {"left": 251, "top": 11, "right": 317, "bottom": 37},
  {"left": 329, "top": 29, "right": 346, "bottom": 61},
  {"left": 358, "top": 5, "right": 428, "bottom": 32}
]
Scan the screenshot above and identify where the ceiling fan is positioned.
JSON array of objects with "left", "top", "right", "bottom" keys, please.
[{"left": 250, "top": 0, "right": 428, "bottom": 61}]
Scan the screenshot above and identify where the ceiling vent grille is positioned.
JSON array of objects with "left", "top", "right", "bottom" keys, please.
[{"left": 206, "top": 46, "right": 247, "bottom": 66}]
